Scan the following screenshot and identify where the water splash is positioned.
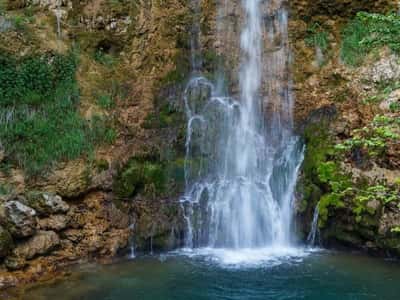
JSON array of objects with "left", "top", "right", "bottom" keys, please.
[
  {"left": 181, "top": 0, "right": 303, "bottom": 251},
  {"left": 307, "top": 204, "right": 320, "bottom": 247}
]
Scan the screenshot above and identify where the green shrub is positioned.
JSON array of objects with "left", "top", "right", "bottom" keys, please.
[
  {"left": 341, "top": 12, "right": 400, "bottom": 66},
  {"left": 0, "top": 50, "right": 115, "bottom": 176}
]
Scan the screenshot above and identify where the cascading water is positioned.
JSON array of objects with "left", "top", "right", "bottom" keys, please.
[
  {"left": 181, "top": 0, "right": 304, "bottom": 252},
  {"left": 307, "top": 204, "right": 320, "bottom": 247}
]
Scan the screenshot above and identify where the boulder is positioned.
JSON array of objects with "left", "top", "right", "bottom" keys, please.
[
  {"left": 13, "top": 231, "right": 60, "bottom": 260},
  {"left": 0, "top": 225, "right": 13, "bottom": 258},
  {"left": 38, "top": 215, "right": 70, "bottom": 231},
  {"left": 25, "top": 192, "right": 69, "bottom": 216},
  {"left": 0, "top": 200, "right": 37, "bottom": 238}
]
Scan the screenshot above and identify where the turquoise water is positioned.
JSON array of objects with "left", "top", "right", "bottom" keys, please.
[{"left": 24, "top": 249, "right": 400, "bottom": 300}]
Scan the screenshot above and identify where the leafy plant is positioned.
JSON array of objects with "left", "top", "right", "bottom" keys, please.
[
  {"left": 391, "top": 226, "right": 400, "bottom": 233},
  {"left": 335, "top": 115, "right": 399, "bottom": 156},
  {"left": 341, "top": 12, "right": 400, "bottom": 66}
]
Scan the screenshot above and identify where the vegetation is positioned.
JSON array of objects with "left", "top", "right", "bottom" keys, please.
[
  {"left": 142, "top": 103, "right": 184, "bottom": 129},
  {"left": 305, "top": 23, "right": 329, "bottom": 52},
  {"left": 341, "top": 12, "right": 400, "bottom": 66},
  {"left": 303, "top": 117, "right": 400, "bottom": 228},
  {"left": 113, "top": 155, "right": 185, "bottom": 200},
  {"left": 335, "top": 115, "right": 399, "bottom": 157},
  {"left": 97, "top": 93, "right": 115, "bottom": 109},
  {"left": 362, "top": 81, "right": 400, "bottom": 104},
  {"left": 0, "top": 50, "right": 115, "bottom": 176}
]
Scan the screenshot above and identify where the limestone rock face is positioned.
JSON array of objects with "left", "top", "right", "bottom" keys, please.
[
  {"left": 25, "top": 192, "right": 69, "bottom": 217},
  {"left": 38, "top": 215, "right": 70, "bottom": 231},
  {"left": 133, "top": 198, "right": 184, "bottom": 251},
  {"left": 12, "top": 231, "right": 60, "bottom": 261},
  {"left": 34, "top": 160, "right": 92, "bottom": 198},
  {"left": 363, "top": 54, "right": 400, "bottom": 83},
  {"left": 0, "top": 201, "right": 37, "bottom": 238}
]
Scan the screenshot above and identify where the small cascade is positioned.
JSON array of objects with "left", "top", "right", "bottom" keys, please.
[
  {"left": 307, "top": 204, "right": 320, "bottom": 247},
  {"left": 130, "top": 241, "right": 136, "bottom": 259},
  {"left": 128, "top": 223, "right": 136, "bottom": 259},
  {"left": 315, "top": 46, "right": 324, "bottom": 66},
  {"left": 55, "top": 0, "right": 62, "bottom": 39}
]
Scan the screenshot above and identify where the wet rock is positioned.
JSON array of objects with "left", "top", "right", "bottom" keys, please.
[
  {"left": 25, "top": 192, "right": 69, "bottom": 216},
  {"left": 13, "top": 231, "right": 60, "bottom": 260},
  {"left": 0, "top": 226, "right": 13, "bottom": 258},
  {"left": 38, "top": 215, "right": 70, "bottom": 231},
  {"left": 0, "top": 201, "right": 37, "bottom": 238},
  {"left": 133, "top": 199, "right": 184, "bottom": 251}
]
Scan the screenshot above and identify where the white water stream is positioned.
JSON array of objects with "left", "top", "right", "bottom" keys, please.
[{"left": 181, "top": 0, "right": 304, "bottom": 259}]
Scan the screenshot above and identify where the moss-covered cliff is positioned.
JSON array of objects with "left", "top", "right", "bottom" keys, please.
[{"left": 289, "top": 4, "right": 400, "bottom": 256}]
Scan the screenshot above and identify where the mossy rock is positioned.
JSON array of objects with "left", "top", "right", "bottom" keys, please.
[
  {"left": 0, "top": 225, "right": 14, "bottom": 258},
  {"left": 113, "top": 160, "right": 146, "bottom": 199}
]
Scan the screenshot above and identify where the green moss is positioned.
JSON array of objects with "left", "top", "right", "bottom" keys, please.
[
  {"left": 0, "top": 226, "right": 13, "bottom": 258},
  {"left": 114, "top": 159, "right": 145, "bottom": 199},
  {"left": 303, "top": 124, "right": 334, "bottom": 180},
  {"left": 318, "top": 194, "right": 345, "bottom": 228}
]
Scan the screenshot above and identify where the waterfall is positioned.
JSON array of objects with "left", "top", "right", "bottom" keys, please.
[
  {"left": 55, "top": 0, "right": 62, "bottom": 39},
  {"left": 307, "top": 204, "right": 320, "bottom": 247},
  {"left": 181, "top": 0, "right": 304, "bottom": 250}
]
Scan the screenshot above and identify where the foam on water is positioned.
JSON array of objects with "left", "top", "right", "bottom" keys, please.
[{"left": 172, "top": 247, "right": 317, "bottom": 268}]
